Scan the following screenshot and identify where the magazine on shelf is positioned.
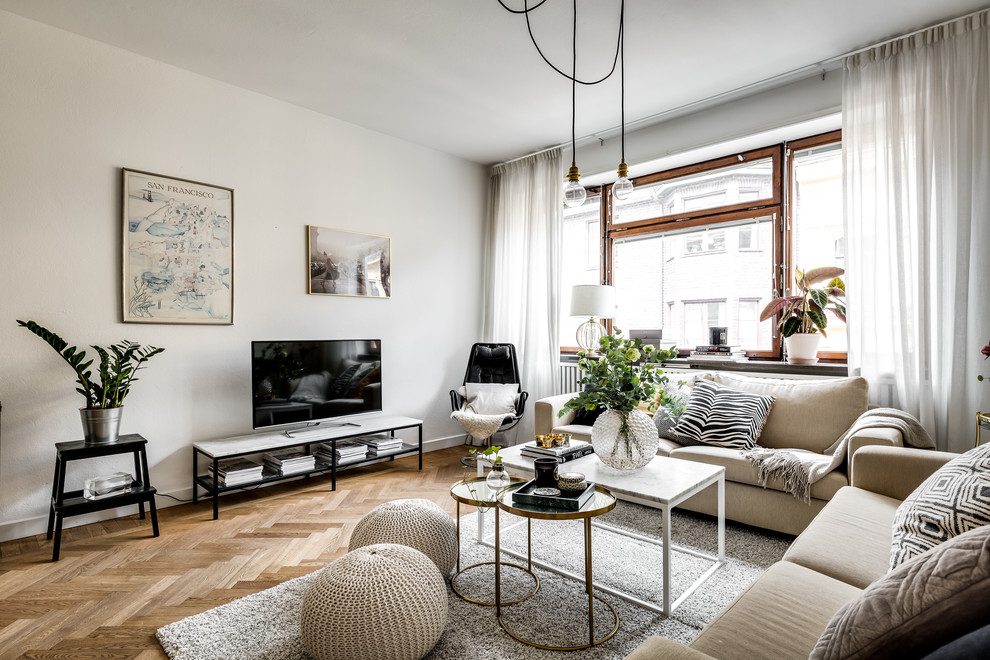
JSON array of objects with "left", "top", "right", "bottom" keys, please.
[
  {"left": 210, "top": 457, "right": 264, "bottom": 474},
  {"left": 263, "top": 450, "right": 312, "bottom": 465}
]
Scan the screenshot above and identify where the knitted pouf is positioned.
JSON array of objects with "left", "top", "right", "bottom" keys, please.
[
  {"left": 348, "top": 499, "right": 458, "bottom": 576},
  {"left": 300, "top": 543, "right": 448, "bottom": 660}
]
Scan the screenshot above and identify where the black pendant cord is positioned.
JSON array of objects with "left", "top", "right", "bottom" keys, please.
[
  {"left": 499, "top": 0, "right": 623, "bottom": 86},
  {"left": 571, "top": 0, "right": 577, "bottom": 163},
  {"left": 619, "top": 0, "right": 625, "bottom": 163}
]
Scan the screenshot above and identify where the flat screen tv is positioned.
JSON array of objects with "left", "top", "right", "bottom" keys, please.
[{"left": 251, "top": 339, "right": 382, "bottom": 430}]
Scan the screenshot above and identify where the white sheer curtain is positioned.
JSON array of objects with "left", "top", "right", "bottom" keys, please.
[
  {"left": 483, "top": 148, "right": 563, "bottom": 442},
  {"left": 844, "top": 10, "right": 990, "bottom": 452}
]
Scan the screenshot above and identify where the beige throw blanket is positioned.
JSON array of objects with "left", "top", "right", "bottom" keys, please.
[{"left": 742, "top": 408, "right": 937, "bottom": 503}]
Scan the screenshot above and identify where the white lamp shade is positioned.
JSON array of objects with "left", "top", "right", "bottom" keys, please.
[{"left": 570, "top": 285, "right": 616, "bottom": 318}]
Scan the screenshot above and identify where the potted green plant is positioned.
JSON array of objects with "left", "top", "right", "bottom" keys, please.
[
  {"left": 17, "top": 320, "right": 165, "bottom": 444},
  {"left": 759, "top": 266, "right": 846, "bottom": 365},
  {"left": 469, "top": 445, "right": 510, "bottom": 488},
  {"left": 559, "top": 330, "right": 679, "bottom": 470}
]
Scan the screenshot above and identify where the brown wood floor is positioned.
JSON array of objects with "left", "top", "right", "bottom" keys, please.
[{"left": 0, "top": 445, "right": 473, "bottom": 660}]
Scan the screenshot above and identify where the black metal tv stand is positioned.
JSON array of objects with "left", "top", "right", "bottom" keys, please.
[{"left": 192, "top": 415, "right": 423, "bottom": 520}]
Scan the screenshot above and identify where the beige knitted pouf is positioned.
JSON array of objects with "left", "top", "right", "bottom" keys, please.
[
  {"left": 300, "top": 543, "right": 448, "bottom": 660},
  {"left": 349, "top": 499, "right": 458, "bottom": 576}
]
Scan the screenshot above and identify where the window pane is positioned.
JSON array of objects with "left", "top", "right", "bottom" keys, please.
[
  {"left": 560, "top": 196, "right": 601, "bottom": 348},
  {"left": 793, "top": 142, "right": 846, "bottom": 352},
  {"left": 613, "top": 216, "right": 775, "bottom": 351},
  {"left": 613, "top": 157, "right": 774, "bottom": 225}
]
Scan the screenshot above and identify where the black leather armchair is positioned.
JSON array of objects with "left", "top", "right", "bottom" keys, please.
[{"left": 449, "top": 343, "right": 528, "bottom": 439}]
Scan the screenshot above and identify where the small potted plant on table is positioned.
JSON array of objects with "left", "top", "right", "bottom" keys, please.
[{"left": 18, "top": 320, "right": 165, "bottom": 444}]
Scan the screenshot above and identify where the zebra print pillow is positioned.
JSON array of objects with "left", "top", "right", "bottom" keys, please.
[
  {"left": 890, "top": 443, "right": 990, "bottom": 569},
  {"left": 671, "top": 380, "right": 775, "bottom": 449}
]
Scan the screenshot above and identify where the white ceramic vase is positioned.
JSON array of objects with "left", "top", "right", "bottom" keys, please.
[
  {"left": 784, "top": 332, "right": 822, "bottom": 365},
  {"left": 591, "top": 408, "right": 660, "bottom": 470}
]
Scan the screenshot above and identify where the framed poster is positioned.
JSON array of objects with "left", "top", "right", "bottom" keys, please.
[
  {"left": 122, "top": 169, "right": 234, "bottom": 324},
  {"left": 308, "top": 225, "right": 390, "bottom": 298}
]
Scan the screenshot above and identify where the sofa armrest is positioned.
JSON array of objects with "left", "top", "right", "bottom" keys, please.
[
  {"left": 845, "top": 426, "right": 903, "bottom": 483},
  {"left": 534, "top": 392, "right": 579, "bottom": 435},
  {"left": 625, "top": 637, "right": 716, "bottom": 660},
  {"left": 851, "top": 445, "right": 958, "bottom": 500}
]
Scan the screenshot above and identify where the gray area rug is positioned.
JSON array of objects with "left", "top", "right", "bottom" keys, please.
[{"left": 157, "top": 501, "right": 792, "bottom": 659}]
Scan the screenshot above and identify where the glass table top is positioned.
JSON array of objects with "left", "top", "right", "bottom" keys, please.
[
  {"left": 450, "top": 476, "right": 525, "bottom": 506},
  {"left": 496, "top": 482, "right": 616, "bottom": 520}
]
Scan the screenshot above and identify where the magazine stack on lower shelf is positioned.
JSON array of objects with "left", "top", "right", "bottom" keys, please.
[
  {"left": 355, "top": 433, "right": 404, "bottom": 456},
  {"left": 315, "top": 440, "right": 369, "bottom": 467},
  {"left": 208, "top": 458, "right": 264, "bottom": 487},
  {"left": 263, "top": 450, "right": 316, "bottom": 476}
]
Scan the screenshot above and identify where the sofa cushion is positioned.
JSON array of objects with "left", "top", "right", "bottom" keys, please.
[
  {"left": 890, "top": 443, "right": 990, "bottom": 569},
  {"left": 784, "top": 486, "right": 901, "bottom": 589},
  {"left": 811, "top": 524, "right": 990, "bottom": 660},
  {"left": 671, "top": 381, "right": 774, "bottom": 450},
  {"left": 670, "top": 445, "right": 847, "bottom": 501},
  {"left": 706, "top": 373, "right": 868, "bottom": 453},
  {"left": 691, "top": 561, "right": 861, "bottom": 660}
]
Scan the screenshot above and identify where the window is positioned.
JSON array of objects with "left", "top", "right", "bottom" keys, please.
[
  {"left": 559, "top": 194, "right": 602, "bottom": 350},
  {"left": 683, "top": 301, "right": 725, "bottom": 347},
  {"left": 789, "top": 132, "right": 846, "bottom": 355}
]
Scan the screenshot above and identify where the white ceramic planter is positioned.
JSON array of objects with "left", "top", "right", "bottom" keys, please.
[
  {"left": 784, "top": 332, "right": 822, "bottom": 365},
  {"left": 591, "top": 408, "right": 659, "bottom": 470}
]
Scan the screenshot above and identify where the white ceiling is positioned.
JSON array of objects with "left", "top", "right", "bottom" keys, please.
[{"left": 2, "top": 0, "right": 987, "bottom": 165}]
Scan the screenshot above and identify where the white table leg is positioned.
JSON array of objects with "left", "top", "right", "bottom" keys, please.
[
  {"left": 662, "top": 503, "right": 672, "bottom": 616},
  {"left": 717, "top": 473, "right": 725, "bottom": 562}
]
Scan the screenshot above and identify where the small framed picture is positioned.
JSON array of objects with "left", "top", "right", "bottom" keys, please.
[
  {"left": 122, "top": 169, "right": 234, "bottom": 324},
  {"left": 308, "top": 226, "right": 390, "bottom": 298}
]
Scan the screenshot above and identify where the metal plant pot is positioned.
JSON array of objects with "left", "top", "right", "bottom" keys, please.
[{"left": 80, "top": 407, "right": 123, "bottom": 444}]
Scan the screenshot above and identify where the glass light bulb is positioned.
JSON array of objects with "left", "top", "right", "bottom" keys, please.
[
  {"left": 613, "top": 175, "right": 633, "bottom": 200},
  {"left": 564, "top": 179, "right": 587, "bottom": 208}
]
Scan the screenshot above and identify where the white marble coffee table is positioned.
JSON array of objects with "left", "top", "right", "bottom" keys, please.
[{"left": 495, "top": 445, "right": 725, "bottom": 616}]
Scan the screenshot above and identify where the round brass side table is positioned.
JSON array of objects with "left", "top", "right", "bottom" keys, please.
[
  {"left": 494, "top": 483, "right": 619, "bottom": 651},
  {"left": 449, "top": 476, "right": 540, "bottom": 606}
]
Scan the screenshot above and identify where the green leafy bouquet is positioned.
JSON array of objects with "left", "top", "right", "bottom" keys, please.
[{"left": 558, "top": 330, "right": 679, "bottom": 459}]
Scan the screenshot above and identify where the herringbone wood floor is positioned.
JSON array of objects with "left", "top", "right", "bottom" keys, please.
[{"left": 0, "top": 445, "right": 473, "bottom": 659}]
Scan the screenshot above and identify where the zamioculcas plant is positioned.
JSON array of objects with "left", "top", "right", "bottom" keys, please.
[
  {"left": 17, "top": 320, "right": 164, "bottom": 409},
  {"left": 759, "top": 267, "right": 846, "bottom": 337}
]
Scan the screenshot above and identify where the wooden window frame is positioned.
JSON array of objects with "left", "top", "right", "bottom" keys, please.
[{"left": 785, "top": 130, "right": 845, "bottom": 362}]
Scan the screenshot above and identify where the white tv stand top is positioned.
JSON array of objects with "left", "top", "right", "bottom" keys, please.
[{"left": 193, "top": 414, "right": 423, "bottom": 458}]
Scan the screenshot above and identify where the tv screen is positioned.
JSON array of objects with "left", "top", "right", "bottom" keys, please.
[{"left": 251, "top": 339, "right": 382, "bottom": 430}]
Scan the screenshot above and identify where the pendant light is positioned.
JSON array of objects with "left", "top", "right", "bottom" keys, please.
[
  {"left": 612, "top": 0, "right": 633, "bottom": 201},
  {"left": 562, "top": 0, "right": 586, "bottom": 209}
]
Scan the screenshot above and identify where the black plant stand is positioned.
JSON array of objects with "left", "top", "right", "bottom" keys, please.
[{"left": 47, "top": 433, "right": 159, "bottom": 561}]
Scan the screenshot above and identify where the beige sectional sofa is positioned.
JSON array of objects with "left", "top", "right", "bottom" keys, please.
[
  {"left": 624, "top": 446, "right": 964, "bottom": 659},
  {"left": 535, "top": 374, "right": 904, "bottom": 535}
]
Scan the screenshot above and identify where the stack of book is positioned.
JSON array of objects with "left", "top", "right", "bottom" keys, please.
[
  {"left": 690, "top": 344, "right": 747, "bottom": 361},
  {"left": 520, "top": 439, "right": 595, "bottom": 463},
  {"left": 208, "top": 458, "right": 264, "bottom": 487},
  {"left": 315, "top": 440, "right": 369, "bottom": 466},
  {"left": 355, "top": 433, "right": 404, "bottom": 456},
  {"left": 263, "top": 450, "right": 316, "bottom": 476}
]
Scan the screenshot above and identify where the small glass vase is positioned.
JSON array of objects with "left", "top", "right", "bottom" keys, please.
[{"left": 486, "top": 463, "right": 511, "bottom": 489}]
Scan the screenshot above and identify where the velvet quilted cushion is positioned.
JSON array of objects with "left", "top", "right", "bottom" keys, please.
[
  {"left": 890, "top": 443, "right": 990, "bottom": 569},
  {"left": 810, "top": 524, "right": 990, "bottom": 660}
]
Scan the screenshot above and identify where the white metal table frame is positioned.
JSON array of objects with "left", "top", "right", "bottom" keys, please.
[{"left": 476, "top": 451, "right": 726, "bottom": 616}]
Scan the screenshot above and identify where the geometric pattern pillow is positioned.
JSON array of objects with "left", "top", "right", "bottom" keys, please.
[
  {"left": 670, "top": 380, "right": 774, "bottom": 450},
  {"left": 890, "top": 443, "right": 990, "bottom": 569}
]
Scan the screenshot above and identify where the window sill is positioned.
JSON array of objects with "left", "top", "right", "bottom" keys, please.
[{"left": 661, "top": 357, "right": 847, "bottom": 377}]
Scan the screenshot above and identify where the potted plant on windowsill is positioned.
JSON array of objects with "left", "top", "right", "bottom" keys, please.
[
  {"left": 759, "top": 267, "right": 846, "bottom": 365},
  {"left": 559, "top": 331, "right": 679, "bottom": 470},
  {"left": 17, "top": 320, "right": 165, "bottom": 444}
]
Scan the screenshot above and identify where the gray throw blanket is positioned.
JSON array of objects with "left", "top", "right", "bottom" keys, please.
[{"left": 742, "top": 408, "right": 937, "bottom": 503}]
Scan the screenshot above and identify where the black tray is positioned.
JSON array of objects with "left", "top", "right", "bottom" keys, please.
[{"left": 511, "top": 479, "right": 595, "bottom": 511}]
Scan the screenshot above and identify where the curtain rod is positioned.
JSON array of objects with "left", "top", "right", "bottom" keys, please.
[{"left": 493, "top": 6, "right": 989, "bottom": 169}]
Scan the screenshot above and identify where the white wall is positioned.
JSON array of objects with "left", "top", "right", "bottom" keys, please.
[{"left": 0, "top": 11, "right": 487, "bottom": 541}]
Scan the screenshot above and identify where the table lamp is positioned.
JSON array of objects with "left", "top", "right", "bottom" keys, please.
[{"left": 570, "top": 285, "right": 616, "bottom": 352}]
